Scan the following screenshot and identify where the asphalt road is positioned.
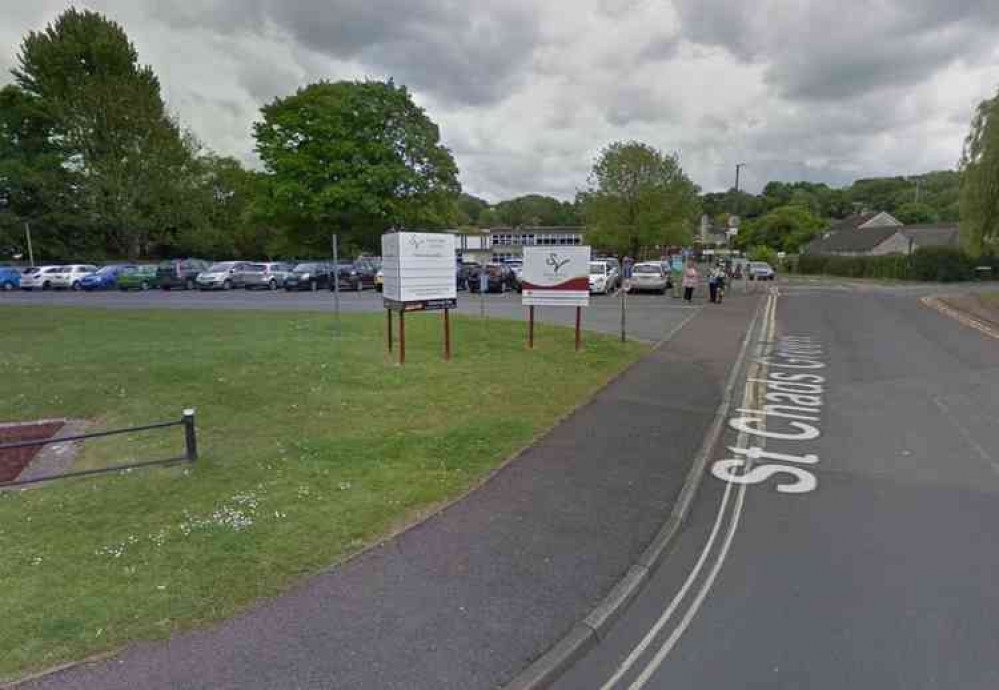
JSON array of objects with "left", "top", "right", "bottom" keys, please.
[
  {"left": 555, "top": 284, "right": 999, "bottom": 689},
  {"left": 0, "top": 286, "right": 712, "bottom": 343}
]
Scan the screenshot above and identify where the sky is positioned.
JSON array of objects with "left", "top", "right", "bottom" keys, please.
[{"left": 1, "top": 0, "right": 997, "bottom": 201}]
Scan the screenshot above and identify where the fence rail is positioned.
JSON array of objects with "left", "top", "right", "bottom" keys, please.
[{"left": 0, "top": 409, "right": 198, "bottom": 488}]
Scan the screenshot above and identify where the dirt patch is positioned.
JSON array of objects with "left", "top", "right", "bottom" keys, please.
[
  {"left": 940, "top": 294, "right": 999, "bottom": 328},
  {"left": 0, "top": 421, "right": 65, "bottom": 482}
]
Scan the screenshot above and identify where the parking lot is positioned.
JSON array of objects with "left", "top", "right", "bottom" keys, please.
[{"left": 1, "top": 287, "right": 720, "bottom": 343}]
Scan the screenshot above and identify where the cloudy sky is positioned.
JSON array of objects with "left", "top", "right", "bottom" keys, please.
[{"left": 2, "top": 0, "right": 997, "bottom": 201}]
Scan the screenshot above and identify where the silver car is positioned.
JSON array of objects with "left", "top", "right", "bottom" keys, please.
[
  {"left": 196, "top": 262, "right": 253, "bottom": 291},
  {"left": 242, "top": 262, "right": 295, "bottom": 290},
  {"left": 48, "top": 264, "right": 98, "bottom": 290},
  {"left": 20, "top": 265, "right": 64, "bottom": 291},
  {"left": 627, "top": 262, "right": 669, "bottom": 294}
]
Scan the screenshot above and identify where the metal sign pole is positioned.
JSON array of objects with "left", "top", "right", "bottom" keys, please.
[
  {"left": 528, "top": 305, "right": 535, "bottom": 349},
  {"left": 620, "top": 279, "right": 627, "bottom": 343},
  {"left": 443, "top": 308, "right": 452, "bottom": 361},
  {"left": 575, "top": 306, "right": 582, "bottom": 352},
  {"left": 387, "top": 309, "right": 393, "bottom": 353},
  {"left": 331, "top": 233, "right": 341, "bottom": 338},
  {"left": 25, "top": 222, "right": 34, "bottom": 267},
  {"left": 399, "top": 309, "right": 406, "bottom": 365}
]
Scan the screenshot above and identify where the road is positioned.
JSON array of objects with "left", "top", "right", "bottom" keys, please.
[
  {"left": 554, "top": 282, "right": 999, "bottom": 689},
  {"left": 0, "top": 286, "right": 715, "bottom": 343}
]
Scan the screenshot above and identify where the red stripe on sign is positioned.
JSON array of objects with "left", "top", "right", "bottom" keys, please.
[{"left": 522, "top": 277, "right": 590, "bottom": 291}]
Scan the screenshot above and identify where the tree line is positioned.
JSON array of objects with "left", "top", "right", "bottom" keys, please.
[{"left": 3, "top": 8, "right": 997, "bottom": 264}]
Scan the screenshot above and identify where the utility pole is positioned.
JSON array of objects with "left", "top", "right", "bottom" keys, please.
[
  {"left": 914, "top": 178, "right": 922, "bottom": 204},
  {"left": 25, "top": 222, "right": 35, "bottom": 267},
  {"left": 735, "top": 163, "right": 747, "bottom": 195}
]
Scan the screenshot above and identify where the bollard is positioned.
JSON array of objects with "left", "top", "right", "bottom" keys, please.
[{"left": 183, "top": 408, "right": 198, "bottom": 463}]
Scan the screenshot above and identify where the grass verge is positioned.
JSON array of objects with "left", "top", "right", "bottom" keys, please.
[{"left": 0, "top": 306, "right": 647, "bottom": 681}]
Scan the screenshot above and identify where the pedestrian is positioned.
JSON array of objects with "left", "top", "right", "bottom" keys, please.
[
  {"left": 682, "top": 260, "right": 699, "bottom": 303},
  {"left": 708, "top": 264, "right": 726, "bottom": 303}
]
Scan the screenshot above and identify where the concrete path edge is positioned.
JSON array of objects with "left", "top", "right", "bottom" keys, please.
[{"left": 503, "top": 295, "right": 767, "bottom": 690}]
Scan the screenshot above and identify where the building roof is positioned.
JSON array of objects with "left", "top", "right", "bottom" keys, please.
[
  {"left": 901, "top": 224, "right": 960, "bottom": 249},
  {"left": 804, "top": 225, "right": 902, "bottom": 254}
]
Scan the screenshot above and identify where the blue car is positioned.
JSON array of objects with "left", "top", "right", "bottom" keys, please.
[
  {"left": 80, "top": 265, "right": 134, "bottom": 291},
  {"left": 0, "top": 267, "right": 21, "bottom": 291}
]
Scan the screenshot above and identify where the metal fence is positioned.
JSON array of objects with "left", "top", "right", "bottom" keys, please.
[{"left": 0, "top": 409, "right": 198, "bottom": 488}]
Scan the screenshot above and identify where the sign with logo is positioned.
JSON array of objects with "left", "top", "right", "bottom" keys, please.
[
  {"left": 521, "top": 246, "right": 591, "bottom": 307},
  {"left": 382, "top": 232, "right": 457, "bottom": 304}
]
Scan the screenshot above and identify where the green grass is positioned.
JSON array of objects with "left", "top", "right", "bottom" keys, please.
[{"left": 0, "top": 306, "right": 647, "bottom": 681}]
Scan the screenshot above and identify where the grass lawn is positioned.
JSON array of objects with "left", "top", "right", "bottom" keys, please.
[{"left": 0, "top": 305, "right": 647, "bottom": 681}]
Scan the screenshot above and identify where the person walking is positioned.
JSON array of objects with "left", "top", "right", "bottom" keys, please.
[
  {"left": 682, "top": 260, "right": 699, "bottom": 303},
  {"left": 708, "top": 265, "right": 719, "bottom": 303}
]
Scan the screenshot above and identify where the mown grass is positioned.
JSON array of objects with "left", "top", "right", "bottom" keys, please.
[{"left": 0, "top": 305, "right": 647, "bottom": 681}]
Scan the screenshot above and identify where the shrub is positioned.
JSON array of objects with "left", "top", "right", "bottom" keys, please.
[{"left": 796, "top": 248, "right": 979, "bottom": 282}]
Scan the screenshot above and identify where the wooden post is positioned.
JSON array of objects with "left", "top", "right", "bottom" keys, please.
[
  {"left": 528, "top": 305, "right": 535, "bottom": 349},
  {"left": 399, "top": 309, "right": 406, "bottom": 365},
  {"left": 443, "top": 308, "right": 452, "bottom": 361},
  {"left": 387, "top": 309, "right": 393, "bottom": 353},
  {"left": 575, "top": 306, "right": 582, "bottom": 352}
]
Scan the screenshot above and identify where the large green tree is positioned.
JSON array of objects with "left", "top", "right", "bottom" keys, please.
[
  {"left": 253, "top": 79, "right": 461, "bottom": 254},
  {"left": 492, "top": 194, "right": 580, "bottom": 227},
  {"left": 959, "top": 90, "right": 999, "bottom": 254},
  {"left": 13, "top": 8, "right": 199, "bottom": 258},
  {"left": 582, "top": 141, "right": 700, "bottom": 256},
  {"left": 737, "top": 205, "right": 826, "bottom": 253}
]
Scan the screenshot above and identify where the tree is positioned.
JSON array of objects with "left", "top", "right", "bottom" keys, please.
[
  {"left": 737, "top": 205, "right": 825, "bottom": 253},
  {"left": 253, "top": 79, "right": 461, "bottom": 254},
  {"left": 13, "top": 8, "right": 197, "bottom": 258},
  {"left": 960, "top": 90, "right": 999, "bottom": 255},
  {"left": 582, "top": 141, "right": 700, "bottom": 257},
  {"left": 492, "top": 194, "right": 579, "bottom": 227},
  {"left": 456, "top": 193, "right": 490, "bottom": 227},
  {"left": 894, "top": 202, "right": 939, "bottom": 225}
]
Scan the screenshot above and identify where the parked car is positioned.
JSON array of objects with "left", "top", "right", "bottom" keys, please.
[
  {"left": 242, "top": 262, "right": 294, "bottom": 290},
  {"left": 628, "top": 262, "right": 670, "bottom": 294},
  {"left": 0, "top": 267, "right": 21, "bottom": 291},
  {"left": 116, "top": 265, "right": 158, "bottom": 291},
  {"left": 589, "top": 260, "right": 620, "bottom": 295},
  {"left": 48, "top": 264, "right": 98, "bottom": 291},
  {"left": 196, "top": 261, "right": 254, "bottom": 291},
  {"left": 469, "top": 263, "right": 516, "bottom": 293},
  {"left": 659, "top": 262, "right": 677, "bottom": 288},
  {"left": 80, "top": 264, "right": 135, "bottom": 291},
  {"left": 19, "top": 266, "right": 59, "bottom": 291},
  {"left": 158, "top": 259, "right": 210, "bottom": 290},
  {"left": 347, "top": 259, "right": 379, "bottom": 291},
  {"left": 748, "top": 261, "right": 776, "bottom": 281},
  {"left": 285, "top": 263, "right": 333, "bottom": 291}
]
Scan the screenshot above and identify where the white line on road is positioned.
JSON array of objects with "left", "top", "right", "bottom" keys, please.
[{"left": 598, "top": 290, "right": 777, "bottom": 689}]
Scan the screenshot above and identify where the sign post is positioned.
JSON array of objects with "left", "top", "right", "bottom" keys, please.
[
  {"left": 331, "top": 233, "right": 341, "bottom": 338},
  {"left": 521, "top": 246, "right": 591, "bottom": 351},
  {"left": 381, "top": 232, "right": 458, "bottom": 365}
]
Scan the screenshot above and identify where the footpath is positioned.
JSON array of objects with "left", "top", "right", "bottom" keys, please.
[{"left": 21, "top": 293, "right": 763, "bottom": 690}]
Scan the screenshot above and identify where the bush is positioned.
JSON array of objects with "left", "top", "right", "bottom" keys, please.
[{"left": 795, "top": 248, "right": 984, "bottom": 282}]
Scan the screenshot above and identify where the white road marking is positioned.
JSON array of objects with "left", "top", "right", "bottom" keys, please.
[
  {"left": 599, "top": 291, "right": 777, "bottom": 689},
  {"left": 932, "top": 396, "right": 993, "bottom": 463}
]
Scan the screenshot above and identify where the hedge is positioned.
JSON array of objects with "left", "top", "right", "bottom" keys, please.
[{"left": 795, "top": 248, "right": 998, "bottom": 282}]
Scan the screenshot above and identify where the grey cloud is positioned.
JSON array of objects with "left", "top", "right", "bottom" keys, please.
[
  {"left": 673, "top": 0, "right": 999, "bottom": 102},
  {"left": 151, "top": 0, "right": 542, "bottom": 106}
]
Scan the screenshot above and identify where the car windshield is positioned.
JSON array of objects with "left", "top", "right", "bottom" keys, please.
[
  {"left": 634, "top": 265, "right": 661, "bottom": 274},
  {"left": 43, "top": 267, "right": 63, "bottom": 273},
  {"left": 293, "top": 264, "right": 318, "bottom": 272},
  {"left": 590, "top": 263, "right": 607, "bottom": 275},
  {"left": 96, "top": 266, "right": 119, "bottom": 275},
  {"left": 208, "top": 262, "right": 235, "bottom": 272},
  {"left": 246, "top": 264, "right": 266, "bottom": 272}
]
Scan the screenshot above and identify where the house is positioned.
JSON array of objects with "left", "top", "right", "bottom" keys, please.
[
  {"left": 803, "top": 212, "right": 960, "bottom": 256},
  {"left": 481, "top": 226, "right": 586, "bottom": 263}
]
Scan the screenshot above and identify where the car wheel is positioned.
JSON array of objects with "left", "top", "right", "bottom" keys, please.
[
  {"left": 185, "top": 279, "right": 195, "bottom": 290},
  {"left": 141, "top": 281, "right": 150, "bottom": 291},
  {"left": 223, "top": 279, "right": 232, "bottom": 291},
  {"left": 72, "top": 281, "right": 82, "bottom": 291},
  {"left": 310, "top": 281, "right": 318, "bottom": 292},
  {"left": 42, "top": 281, "right": 51, "bottom": 291},
  {"left": 269, "top": 279, "right": 277, "bottom": 291},
  {"left": 2, "top": 281, "right": 12, "bottom": 291}
]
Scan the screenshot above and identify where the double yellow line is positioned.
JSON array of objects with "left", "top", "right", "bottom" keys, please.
[{"left": 921, "top": 296, "right": 999, "bottom": 341}]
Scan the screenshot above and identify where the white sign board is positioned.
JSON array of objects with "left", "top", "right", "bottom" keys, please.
[
  {"left": 381, "top": 232, "right": 457, "bottom": 303},
  {"left": 521, "top": 246, "right": 591, "bottom": 307}
]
